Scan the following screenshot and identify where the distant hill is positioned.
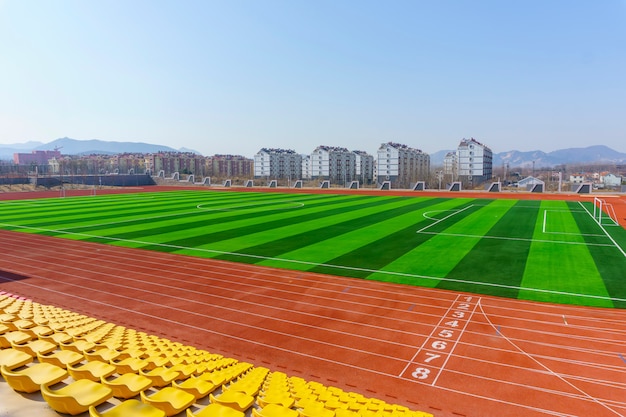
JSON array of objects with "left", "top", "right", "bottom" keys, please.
[
  {"left": 34, "top": 137, "right": 195, "bottom": 155},
  {"left": 0, "top": 141, "right": 45, "bottom": 160},
  {"left": 0, "top": 137, "right": 200, "bottom": 160},
  {"left": 431, "top": 145, "right": 626, "bottom": 168}
]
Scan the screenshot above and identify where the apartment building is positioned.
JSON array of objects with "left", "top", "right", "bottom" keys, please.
[
  {"left": 376, "top": 142, "right": 430, "bottom": 188},
  {"left": 457, "top": 138, "right": 493, "bottom": 186},
  {"left": 353, "top": 150, "right": 374, "bottom": 185},
  {"left": 254, "top": 148, "right": 302, "bottom": 179},
  {"left": 310, "top": 146, "right": 356, "bottom": 184}
]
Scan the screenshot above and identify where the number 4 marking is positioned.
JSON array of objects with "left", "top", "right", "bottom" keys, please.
[{"left": 445, "top": 320, "right": 459, "bottom": 328}]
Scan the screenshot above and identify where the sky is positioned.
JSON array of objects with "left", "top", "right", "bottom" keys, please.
[{"left": 1, "top": 1, "right": 625, "bottom": 157}]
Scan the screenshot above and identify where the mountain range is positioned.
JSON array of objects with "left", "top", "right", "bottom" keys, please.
[
  {"left": 2, "top": 138, "right": 626, "bottom": 168},
  {"left": 0, "top": 137, "right": 199, "bottom": 160},
  {"left": 431, "top": 145, "right": 626, "bottom": 168}
]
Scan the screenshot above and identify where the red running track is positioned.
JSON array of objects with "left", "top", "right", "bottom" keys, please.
[{"left": 1, "top": 228, "right": 626, "bottom": 417}]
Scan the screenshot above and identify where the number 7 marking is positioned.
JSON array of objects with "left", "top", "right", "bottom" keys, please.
[{"left": 424, "top": 352, "right": 441, "bottom": 363}]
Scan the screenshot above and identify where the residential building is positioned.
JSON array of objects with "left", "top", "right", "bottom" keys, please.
[
  {"left": 443, "top": 151, "right": 458, "bottom": 181},
  {"left": 301, "top": 155, "right": 312, "bottom": 180},
  {"left": 601, "top": 173, "right": 622, "bottom": 188},
  {"left": 457, "top": 138, "right": 493, "bottom": 186},
  {"left": 14, "top": 150, "right": 62, "bottom": 166},
  {"left": 207, "top": 154, "right": 253, "bottom": 178},
  {"left": 145, "top": 152, "right": 206, "bottom": 176},
  {"left": 254, "top": 148, "right": 302, "bottom": 179},
  {"left": 310, "top": 146, "right": 356, "bottom": 184},
  {"left": 353, "top": 150, "right": 374, "bottom": 185},
  {"left": 376, "top": 142, "right": 430, "bottom": 188}
]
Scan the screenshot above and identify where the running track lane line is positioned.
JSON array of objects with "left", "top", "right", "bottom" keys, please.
[{"left": 477, "top": 299, "right": 624, "bottom": 417}]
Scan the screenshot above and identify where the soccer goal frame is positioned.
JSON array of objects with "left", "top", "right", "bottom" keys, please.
[{"left": 593, "top": 197, "right": 619, "bottom": 226}]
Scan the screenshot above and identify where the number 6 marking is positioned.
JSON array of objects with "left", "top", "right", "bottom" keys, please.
[{"left": 412, "top": 367, "right": 430, "bottom": 379}]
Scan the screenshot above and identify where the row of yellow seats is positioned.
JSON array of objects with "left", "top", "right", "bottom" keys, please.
[{"left": 1, "top": 293, "right": 433, "bottom": 417}]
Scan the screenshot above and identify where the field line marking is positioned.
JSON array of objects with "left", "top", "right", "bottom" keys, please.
[
  {"left": 2, "top": 222, "right": 626, "bottom": 304},
  {"left": 579, "top": 201, "right": 626, "bottom": 259},
  {"left": 417, "top": 231, "right": 614, "bottom": 247},
  {"left": 416, "top": 204, "right": 474, "bottom": 234},
  {"left": 477, "top": 300, "right": 624, "bottom": 416}
]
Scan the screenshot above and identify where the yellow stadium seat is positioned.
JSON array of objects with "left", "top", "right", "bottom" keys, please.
[
  {"left": 41, "top": 379, "right": 113, "bottom": 415},
  {"left": 0, "top": 363, "right": 68, "bottom": 393},
  {"left": 60, "top": 338, "right": 96, "bottom": 353},
  {"left": 41, "top": 331, "right": 73, "bottom": 345},
  {"left": 186, "top": 403, "right": 244, "bottom": 417},
  {"left": 252, "top": 404, "right": 299, "bottom": 417},
  {"left": 0, "top": 348, "right": 33, "bottom": 369},
  {"left": 101, "top": 373, "right": 153, "bottom": 398},
  {"left": 210, "top": 391, "right": 255, "bottom": 413},
  {"left": 0, "top": 330, "right": 32, "bottom": 348},
  {"left": 111, "top": 357, "right": 149, "bottom": 374},
  {"left": 140, "top": 366, "right": 180, "bottom": 387},
  {"left": 11, "top": 338, "right": 57, "bottom": 357},
  {"left": 68, "top": 360, "right": 116, "bottom": 381},
  {"left": 140, "top": 387, "right": 195, "bottom": 417},
  {"left": 334, "top": 409, "right": 358, "bottom": 417},
  {"left": 257, "top": 392, "right": 295, "bottom": 408},
  {"left": 89, "top": 399, "right": 166, "bottom": 417},
  {"left": 37, "top": 349, "right": 84, "bottom": 368},
  {"left": 172, "top": 376, "right": 217, "bottom": 400},
  {"left": 298, "top": 404, "right": 335, "bottom": 417},
  {"left": 85, "top": 347, "right": 121, "bottom": 362}
]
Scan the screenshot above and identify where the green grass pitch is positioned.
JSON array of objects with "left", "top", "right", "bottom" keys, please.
[{"left": 1, "top": 190, "right": 625, "bottom": 308}]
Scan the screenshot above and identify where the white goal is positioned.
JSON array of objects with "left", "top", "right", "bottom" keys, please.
[{"left": 593, "top": 197, "right": 619, "bottom": 226}]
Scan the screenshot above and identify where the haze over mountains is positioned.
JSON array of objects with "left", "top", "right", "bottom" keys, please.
[{"left": 2, "top": 137, "right": 626, "bottom": 168}]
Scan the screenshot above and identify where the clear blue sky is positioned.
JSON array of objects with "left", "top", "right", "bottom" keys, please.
[{"left": 1, "top": 0, "right": 625, "bottom": 157}]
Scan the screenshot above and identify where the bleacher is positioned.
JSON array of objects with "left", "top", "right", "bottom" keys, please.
[{"left": 0, "top": 292, "right": 433, "bottom": 417}]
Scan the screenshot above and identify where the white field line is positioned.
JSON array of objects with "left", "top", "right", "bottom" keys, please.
[
  {"left": 4, "top": 240, "right": 625, "bottom": 371},
  {"left": 543, "top": 209, "right": 609, "bottom": 237},
  {"left": 7, "top": 231, "right": 626, "bottom": 358},
  {"left": 21, "top": 226, "right": 626, "bottom": 327},
  {"left": 579, "top": 201, "right": 626, "bottom": 259},
  {"left": 416, "top": 204, "right": 474, "bottom": 233},
  {"left": 417, "top": 231, "right": 614, "bottom": 247},
  {"left": 2, "top": 222, "right": 626, "bottom": 304},
  {"left": 478, "top": 300, "right": 626, "bottom": 417}
]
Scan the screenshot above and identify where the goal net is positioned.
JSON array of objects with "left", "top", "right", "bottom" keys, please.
[{"left": 593, "top": 197, "right": 619, "bottom": 226}]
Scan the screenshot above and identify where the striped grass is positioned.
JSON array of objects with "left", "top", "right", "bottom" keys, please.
[{"left": 1, "top": 190, "right": 625, "bottom": 308}]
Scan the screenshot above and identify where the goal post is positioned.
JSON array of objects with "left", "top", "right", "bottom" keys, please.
[{"left": 593, "top": 197, "right": 619, "bottom": 226}]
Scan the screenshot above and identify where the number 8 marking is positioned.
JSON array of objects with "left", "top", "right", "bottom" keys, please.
[{"left": 412, "top": 367, "right": 430, "bottom": 380}]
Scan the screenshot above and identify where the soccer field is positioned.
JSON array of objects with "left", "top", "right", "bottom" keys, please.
[{"left": 1, "top": 190, "right": 625, "bottom": 308}]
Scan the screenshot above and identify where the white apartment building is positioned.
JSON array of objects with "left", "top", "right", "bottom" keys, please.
[
  {"left": 254, "top": 148, "right": 302, "bottom": 179},
  {"left": 301, "top": 154, "right": 312, "bottom": 180},
  {"left": 376, "top": 142, "right": 430, "bottom": 188},
  {"left": 443, "top": 151, "right": 458, "bottom": 180},
  {"left": 310, "top": 146, "right": 356, "bottom": 184},
  {"left": 457, "top": 138, "right": 493, "bottom": 186},
  {"left": 353, "top": 150, "right": 374, "bottom": 185}
]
